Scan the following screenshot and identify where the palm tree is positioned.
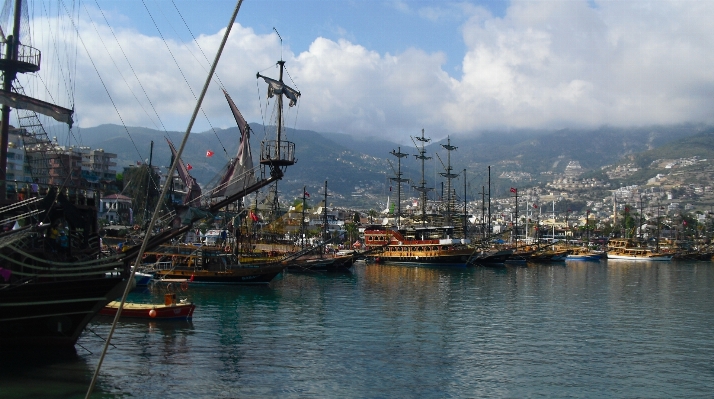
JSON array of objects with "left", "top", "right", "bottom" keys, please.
[
  {"left": 367, "top": 209, "right": 378, "bottom": 224},
  {"left": 345, "top": 222, "right": 358, "bottom": 246}
]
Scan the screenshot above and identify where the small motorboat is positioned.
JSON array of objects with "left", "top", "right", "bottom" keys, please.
[{"left": 100, "top": 294, "right": 195, "bottom": 320}]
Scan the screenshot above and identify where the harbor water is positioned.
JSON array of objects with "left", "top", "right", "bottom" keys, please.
[{"left": 2, "top": 260, "right": 714, "bottom": 398}]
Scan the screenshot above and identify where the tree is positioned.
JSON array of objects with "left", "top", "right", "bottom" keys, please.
[
  {"left": 345, "top": 222, "right": 358, "bottom": 246},
  {"left": 367, "top": 209, "right": 378, "bottom": 224}
]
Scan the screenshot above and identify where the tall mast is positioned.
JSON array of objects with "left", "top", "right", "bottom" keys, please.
[
  {"left": 439, "top": 136, "right": 459, "bottom": 227},
  {"left": 389, "top": 147, "right": 409, "bottom": 228},
  {"left": 1, "top": 1, "right": 33, "bottom": 200},
  {"left": 412, "top": 129, "right": 432, "bottom": 228},
  {"left": 322, "top": 180, "right": 329, "bottom": 254},
  {"left": 463, "top": 168, "right": 467, "bottom": 238},
  {"left": 301, "top": 185, "right": 307, "bottom": 250},
  {"left": 276, "top": 60, "right": 285, "bottom": 159},
  {"left": 488, "top": 165, "right": 491, "bottom": 238},
  {"left": 0, "top": 0, "right": 73, "bottom": 201},
  {"left": 257, "top": 49, "right": 299, "bottom": 177}
]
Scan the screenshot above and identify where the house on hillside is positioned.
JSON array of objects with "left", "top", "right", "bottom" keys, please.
[{"left": 100, "top": 194, "right": 133, "bottom": 225}]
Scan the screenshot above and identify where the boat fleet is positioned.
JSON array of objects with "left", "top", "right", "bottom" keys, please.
[{"left": 1, "top": 0, "right": 711, "bottom": 357}]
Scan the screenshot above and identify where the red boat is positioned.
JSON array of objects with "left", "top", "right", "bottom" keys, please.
[{"left": 100, "top": 294, "right": 195, "bottom": 320}]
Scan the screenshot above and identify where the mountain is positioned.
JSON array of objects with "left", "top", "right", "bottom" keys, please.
[{"left": 75, "top": 123, "right": 713, "bottom": 209}]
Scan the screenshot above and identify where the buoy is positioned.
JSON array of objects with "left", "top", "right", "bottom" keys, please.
[
  {"left": 149, "top": 309, "right": 157, "bottom": 318},
  {"left": 181, "top": 281, "right": 189, "bottom": 291}
]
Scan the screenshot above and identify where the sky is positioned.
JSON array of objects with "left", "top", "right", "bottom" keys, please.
[{"left": 12, "top": 0, "right": 714, "bottom": 145}]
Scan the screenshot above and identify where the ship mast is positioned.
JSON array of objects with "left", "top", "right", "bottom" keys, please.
[
  {"left": 0, "top": 0, "right": 74, "bottom": 202},
  {"left": 439, "top": 136, "right": 459, "bottom": 227},
  {"left": 1, "top": 1, "right": 33, "bottom": 200},
  {"left": 389, "top": 147, "right": 409, "bottom": 228},
  {"left": 412, "top": 129, "right": 432, "bottom": 228},
  {"left": 256, "top": 48, "right": 300, "bottom": 177}
]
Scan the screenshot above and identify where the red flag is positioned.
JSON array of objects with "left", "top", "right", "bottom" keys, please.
[
  {"left": 186, "top": 163, "right": 193, "bottom": 171},
  {"left": 533, "top": 203, "right": 538, "bottom": 209},
  {"left": 206, "top": 150, "right": 214, "bottom": 157},
  {"left": 304, "top": 191, "right": 310, "bottom": 198},
  {"left": 250, "top": 211, "right": 259, "bottom": 222},
  {"left": 510, "top": 187, "right": 516, "bottom": 193},
  {"left": 683, "top": 220, "right": 687, "bottom": 225}
]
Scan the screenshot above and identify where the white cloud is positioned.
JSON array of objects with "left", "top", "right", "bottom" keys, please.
[{"left": 19, "top": 1, "right": 714, "bottom": 145}]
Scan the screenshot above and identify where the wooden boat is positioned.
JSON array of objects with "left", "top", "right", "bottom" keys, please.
[
  {"left": 565, "top": 247, "right": 603, "bottom": 261},
  {"left": 364, "top": 225, "right": 473, "bottom": 266},
  {"left": 142, "top": 244, "right": 285, "bottom": 284},
  {"left": 468, "top": 248, "right": 512, "bottom": 266},
  {"left": 286, "top": 254, "right": 354, "bottom": 272},
  {"left": 606, "top": 238, "right": 673, "bottom": 261},
  {"left": 0, "top": 1, "right": 130, "bottom": 349},
  {"left": 100, "top": 294, "right": 195, "bottom": 320}
]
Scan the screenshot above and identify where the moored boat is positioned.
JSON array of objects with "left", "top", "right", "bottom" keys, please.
[
  {"left": 142, "top": 244, "right": 285, "bottom": 284},
  {"left": 364, "top": 225, "right": 472, "bottom": 266},
  {"left": 100, "top": 294, "right": 195, "bottom": 320},
  {"left": 0, "top": 1, "right": 130, "bottom": 349},
  {"left": 606, "top": 238, "right": 673, "bottom": 261}
]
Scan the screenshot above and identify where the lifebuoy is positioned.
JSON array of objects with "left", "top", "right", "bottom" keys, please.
[
  {"left": 224, "top": 246, "right": 231, "bottom": 253},
  {"left": 181, "top": 281, "right": 189, "bottom": 291},
  {"left": 133, "top": 224, "right": 140, "bottom": 231}
]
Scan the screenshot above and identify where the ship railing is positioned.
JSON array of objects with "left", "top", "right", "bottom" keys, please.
[
  {"left": 259, "top": 140, "right": 295, "bottom": 167},
  {"left": 0, "top": 41, "right": 41, "bottom": 73}
]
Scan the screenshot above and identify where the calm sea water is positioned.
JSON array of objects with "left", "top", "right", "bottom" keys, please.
[{"left": 2, "top": 260, "right": 714, "bottom": 398}]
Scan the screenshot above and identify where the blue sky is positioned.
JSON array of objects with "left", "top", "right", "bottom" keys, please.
[{"left": 11, "top": 0, "right": 714, "bottom": 145}]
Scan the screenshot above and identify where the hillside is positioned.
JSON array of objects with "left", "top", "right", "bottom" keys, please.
[{"left": 75, "top": 123, "right": 713, "bottom": 209}]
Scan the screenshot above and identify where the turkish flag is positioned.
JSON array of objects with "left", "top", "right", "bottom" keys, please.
[
  {"left": 510, "top": 187, "right": 517, "bottom": 193},
  {"left": 186, "top": 164, "right": 193, "bottom": 171},
  {"left": 206, "top": 150, "right": 214, "bottom": 157},
  {"left": 250, "top": 212, "right": 259, "bottom": 222}
]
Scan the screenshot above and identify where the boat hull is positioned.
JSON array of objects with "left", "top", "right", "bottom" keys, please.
[
  {"left": 100, "top": 301, "right": 195, "bottom": 320},
  {"left": 0, "top": 276, "right": 128, "bottom": 348},
  {"left": 286, "top": 255, "right": 354, "bottom": 272},
  {"left": 607, "top": 254, "right": 673, "bottom": 261},
  {"left": 566, "top": 254, "right": 601, "bottom": 261},
  {"left": 155, "top": 263, "right": 284, "bottom": 284},
  {"left": 373, "top": 253, "right": 470, "bottom": 267}
]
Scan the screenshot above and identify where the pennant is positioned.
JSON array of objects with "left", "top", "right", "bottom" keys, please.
[
  {"left": 0, "top": 267, "right": 11, "bottom": 282},
  {"left": 206, "top": 150, "right": 214, "bottom": 157},
  {"left": 186, "top": 163, "right": 193, "bottom": 171},
  {"left": 510, "top": 187, "right": 517, "bottom": 193}
]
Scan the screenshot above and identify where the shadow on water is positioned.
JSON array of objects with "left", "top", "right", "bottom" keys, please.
[{"left": 0, "top": 348, "right": 94, "bottom": 399}]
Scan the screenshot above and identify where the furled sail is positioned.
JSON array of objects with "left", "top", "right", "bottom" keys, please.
[
  {"left": 259, "top": 76, "right": 300, "bottom": 107},
  {"left": 0, "top": 90, "right": 74, "bottom": 126},
  {"left": 212, "top": 90, "right": 255, "bottom": 198},
  {"left": 166, "top": 138, "right": 202, "bottom": 206}
]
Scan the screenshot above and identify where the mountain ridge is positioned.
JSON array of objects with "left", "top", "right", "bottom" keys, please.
[{"left": 74, "top": 123, "right": 714, "bottom": 208}]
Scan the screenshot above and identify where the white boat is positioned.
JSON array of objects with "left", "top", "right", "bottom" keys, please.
[{"left": 606, "top": 239, "right": 673, "bottom": 261}]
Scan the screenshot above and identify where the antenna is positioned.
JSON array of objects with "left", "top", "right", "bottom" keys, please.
[{"left": 273, "top": 27, "right": 283, "bottom": 61}]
